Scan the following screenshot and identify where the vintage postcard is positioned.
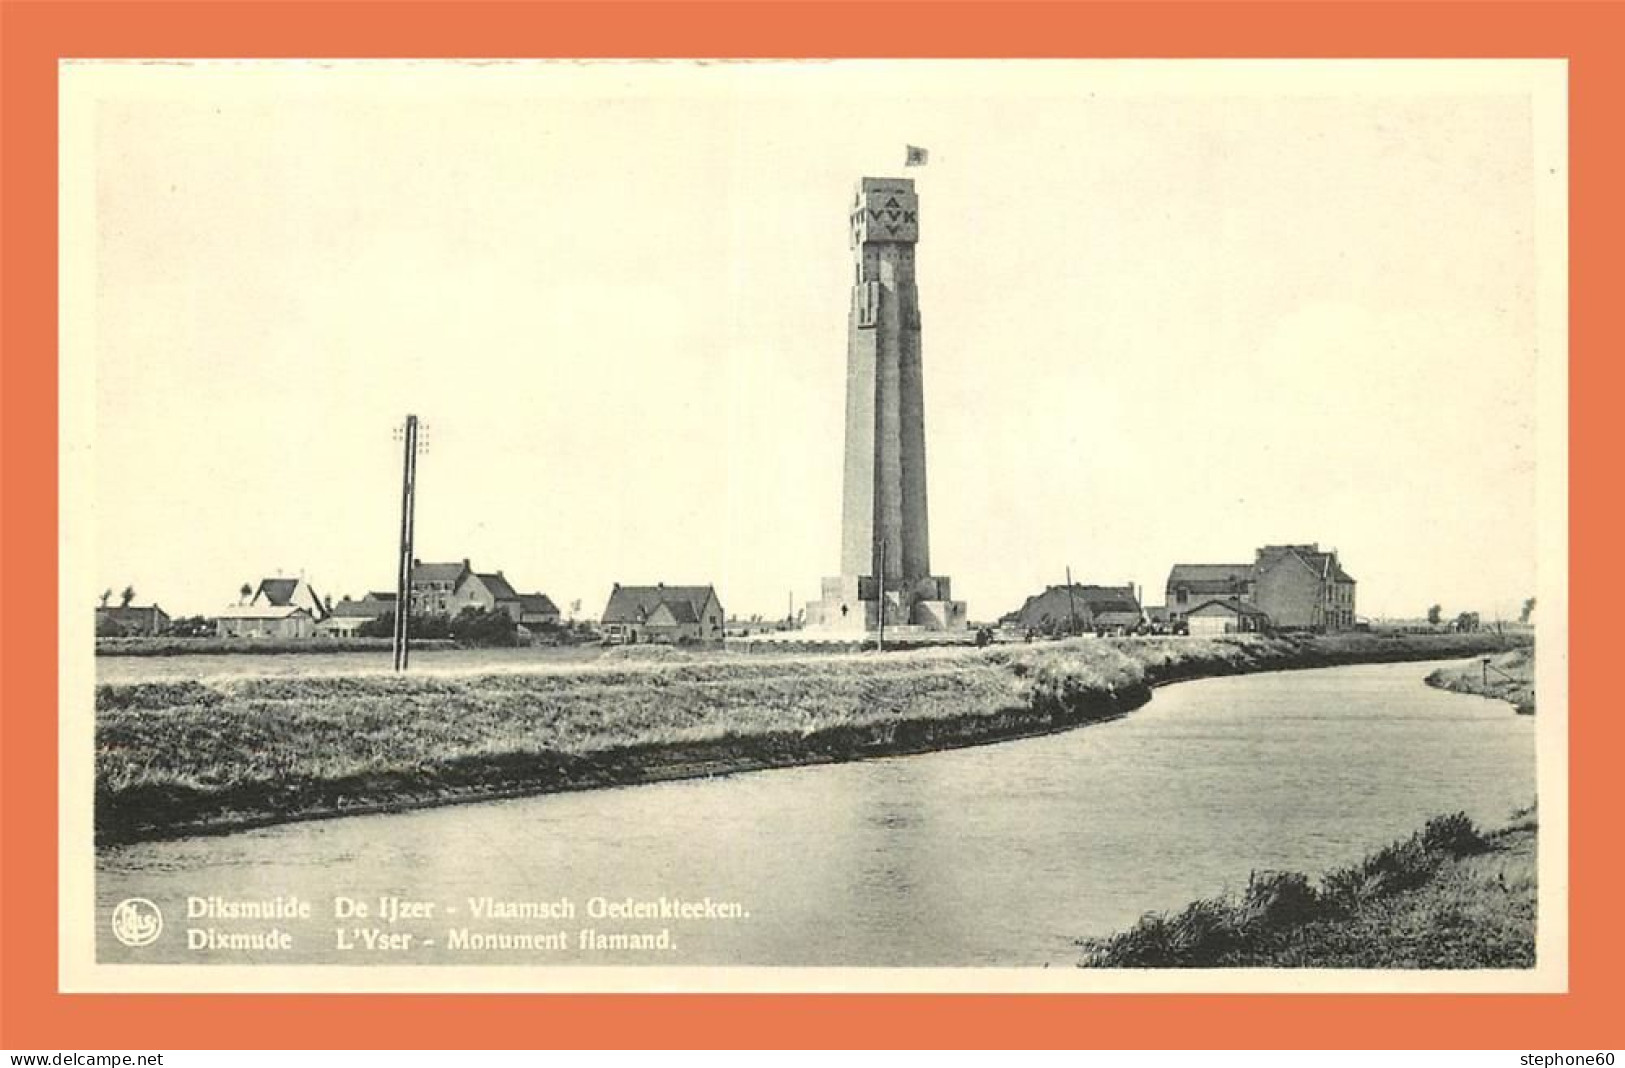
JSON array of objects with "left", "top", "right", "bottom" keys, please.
[{"left": 58, "top": 57, "right": 1568, "bottom": 993}]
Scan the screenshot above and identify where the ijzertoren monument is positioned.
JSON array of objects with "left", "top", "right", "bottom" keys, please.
[{"left": 808, "top": 177, "right": 967, "bottom": 635}]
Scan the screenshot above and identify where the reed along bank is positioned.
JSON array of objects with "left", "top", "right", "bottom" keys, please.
[
  {"left": 1080, "top": 807, "right": 1537, "bottom": 969},
  {"left": 96, "top": 631, "right": 1529, "bottom": 845}
]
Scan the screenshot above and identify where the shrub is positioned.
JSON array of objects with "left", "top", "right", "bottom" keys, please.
[
  {"left": 1420, "top": 812, "right": 1489, "bottom": 858},
  {"left": 1240, "top": 870, "right": 1323, "bottom": 928},
  {"left": 450, "top": 607, "right": 520, "bottom": 648},
  {"left": 357, "top": 612, "right": 455, "bottom": 641}
]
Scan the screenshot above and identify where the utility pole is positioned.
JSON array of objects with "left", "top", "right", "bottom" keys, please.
[
  {"left": 877, "top": 538, "right": 887, "bottom": 653},
  {"left": 1065, "top": 565, "right": 1079, "bottom": 638},
  {"left": 392, "top": 415, "right": 423, "bottom": 672}
]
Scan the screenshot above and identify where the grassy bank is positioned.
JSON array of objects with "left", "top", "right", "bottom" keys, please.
[
  {"left": 1080, "top": 807, "right": 1537, "bottom": 968},
  {"left": 96, "top": 631, "right": 1529, "bottom": 845},
  {"left": 1426, "top": 647, "right": 1536, "bottom": 714}
]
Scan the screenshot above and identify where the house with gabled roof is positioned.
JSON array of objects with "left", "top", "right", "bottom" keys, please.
[
  {"left": 1184, "top": 597, "right": 1272, "bottom": 637},
  {"left": 95, "top": 603, "right": 171, "bottom": 637},
  {"left": 318, "top": 591, "right": 397, "bottom": 637},
  {"left": 601, "top": 583, "right": 724, "bottom": 645},
  {"left": 1166, "top": 563, "right": 1256, "bottom": 620},
  {"left": 1002, "top": 582, "right": 1144, "bottom": 635},
  {"left": 409, "top": 559, "right": 474, "bottom": 617},
  {"left": 407, "top": 558, "right": 557, "bottom": 634},
  {"left": 1165, "top": 543, "right": 1357, "bottom": 632},
  {"left": 1253, "top": 543, "right": 1357, "bottom": 631},
  {"left": 453, "top": 571, "right": 523, "bottom": 620},
  {"left": 251, "top": 575, "right": 329, "bottom": 621},
  {"left": 216, "top": 603, "right": 316, "bottom": 639},
  {"left": 517, "top": 593, "right": 562, "bottom": 633}
]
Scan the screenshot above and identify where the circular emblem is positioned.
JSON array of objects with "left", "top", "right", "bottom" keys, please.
[{"left": 111, "top": 897, "right": 163, "bottom": 947}]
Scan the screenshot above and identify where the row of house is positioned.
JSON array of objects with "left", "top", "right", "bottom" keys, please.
[
  {"left": 100, "top": 561, "right": 731, "bottom": 647},
  {"left": 212, "top": 563, "right": 562, "bottom": 641},
  {"left": 107, "top": 545, "right": 1352, "bottom": 646},
  {"left": 999, "top": 542, "right": 1358, "bottom": 639}
]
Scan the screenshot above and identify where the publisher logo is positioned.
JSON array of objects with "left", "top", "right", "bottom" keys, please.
[{"left": 111, "top": 897, "right": 163, "bottom": 947}]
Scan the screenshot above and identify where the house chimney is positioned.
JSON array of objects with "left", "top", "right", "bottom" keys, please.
[
  {"left": 413, "top": 558, "right": 421, "bottom": 567},
  {"left": 463, "top": 558, "right": 470, "bottom": 568}
]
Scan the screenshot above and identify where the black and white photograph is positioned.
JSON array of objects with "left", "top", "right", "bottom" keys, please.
[{"left": 59, "top": 58, "right": 1567, "bottom": 992}]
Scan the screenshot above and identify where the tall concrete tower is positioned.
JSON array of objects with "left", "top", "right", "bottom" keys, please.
[{"left": 813, "top": 177, "right": 966, "bottom": 633}]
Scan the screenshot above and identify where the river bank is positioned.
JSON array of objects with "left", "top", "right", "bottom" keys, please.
[
  {"left": 1080, "top": 807, "right": 1537, "bottom": 968},
  {"left": 1426, "top": 647, "right": 1536, "bottom": 714},
  {"left": 95, "top": 631, "right": 1529, "bottom": 845}
]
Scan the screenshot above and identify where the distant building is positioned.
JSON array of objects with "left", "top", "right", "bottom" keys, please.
[
  {"left": 409, "top": 559, "right": 474, "bottom": 617},
  {"left": 250, "top": 576, "right": 329, "bottom": 622},
  {"left": 95, "top": 603, "right": 171, "bottom": 637},
  {"left": 517, "top": 593, "right": 562, "bottom": 632},
  {"left": 318, "top": 591, "right": 396, "bottom": 637},
  {"left": 1164, "top": 543, "right": 1356, "bottom": 632},
  {"left": 1003, "top": 583, "right": 1143, "bottom": 635},
  {"left": 1184, "top": 598, "right": 1271, "bottom": 637},
  {"left": 456, "top": 571, "right": 522, "bottom": 621},
  {"left": 216, "top": 604, "right": 316, "bottom": 639},
  {"left": 408, "top": 559, "right": 534, "bottom": 621},
  {"left": 1166, "top": 564, "right": 1256, "bottom": 619},
  {"left": 601, "top": 583, "right": 724, "bottom": 645},
  {"left": 1253, "top": 544, "right": 1357, "bottom": 631}
]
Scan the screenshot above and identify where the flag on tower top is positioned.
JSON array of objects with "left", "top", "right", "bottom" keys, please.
[{"left": 904, "top": 145, "right": 929, "bottom": 166}]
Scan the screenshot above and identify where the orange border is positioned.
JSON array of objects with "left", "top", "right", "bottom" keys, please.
[{"left": 3, "top": 0, "right": 1620, "bottom": 1050}]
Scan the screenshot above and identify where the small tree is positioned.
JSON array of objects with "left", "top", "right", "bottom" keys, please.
[
  {"left": 239, "top": 582, "right": 253, "bottom": 605},
  {"left": 99, "top": 589, "right": 112, "bottom": 608},
  {"left": 120, "top": 585, "right": 136, "bottom": 608},
  {"left": 1426, "top": 604, "right": 1442, "bottom": 626},
  {"left": 1520, "top": 597, "right": 1536, "bottom": 624}
]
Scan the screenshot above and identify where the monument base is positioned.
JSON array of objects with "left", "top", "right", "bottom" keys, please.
[{"left": 804, "top": 574, "right": 968, "bottom": 633}]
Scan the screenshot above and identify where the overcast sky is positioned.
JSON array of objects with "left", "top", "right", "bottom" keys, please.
[{"left": 67, "top": 60, "right": 1563, "bottom": 622}]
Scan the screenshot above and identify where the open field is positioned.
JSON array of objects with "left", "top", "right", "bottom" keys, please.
[
  {"left": 95, "top": 631, "right": 1531, "bottom": 844},
  {"left": 96, "top": 641, "right": 607, "bottom": 683},
  {"left": 1080, "top": 807, "right": 1537, "bottom": 968},
  {"left": 1426, "top": 647, "right": 1536, "bottom": 714},
  {"left": 96, "top": 636, "right": 458, "bottom": 658}
]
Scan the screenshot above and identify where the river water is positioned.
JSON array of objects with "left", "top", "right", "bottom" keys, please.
[{"left": 96, "top": 658, "right": 1535, "bottom": 967}]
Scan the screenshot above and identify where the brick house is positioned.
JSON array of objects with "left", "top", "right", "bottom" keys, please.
[
  {"left": 601, "top": 583, "right": 725, "bottom": 645},
  {"left": 1165, "top": 544, "right": 1357, "bottom": 632},
  {"left": 408, "top": 560, "right": 474, "bottom": 617},
  {"left": 455, "top": 571, "right": 523, "bottom": 620},
  {"left": 1003, "top": 583, "right": 1144, "bottom": 635},
  {"left": 1253, "top": 544, "right": 1357, "bottom": 631},
  {"left": 1184, "top": 597, "right": 1272, "bottom": 637},
  {"left": 319, "top": 591, "right": 397, "bottom": 637},
  {"left": 1165, "top": 564, "right": 1256, "bottom": 621},
  {"left": 517, "top": 593, "right": 562, "bottom": 634},
  {"left": 216, "top": 604, "right": 316, "bottom": 639},
  {"left": 95, "top": 603, "right": 171, "bottom": 637}
]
